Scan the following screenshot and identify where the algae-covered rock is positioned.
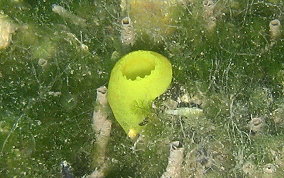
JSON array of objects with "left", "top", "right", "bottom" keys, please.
[
  {"left": 122, "top": 0, "right": 183, "bottom": 42},
  {"left": 0, "top": 0, "right": 284, "bottom": 177}
]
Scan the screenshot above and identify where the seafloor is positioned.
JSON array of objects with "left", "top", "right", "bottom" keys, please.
[{"left": 0, "top": 0, "right": 284, "bottom": 177}]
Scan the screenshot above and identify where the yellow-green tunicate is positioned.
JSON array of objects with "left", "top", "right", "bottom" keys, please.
[{"left": 107, "top": 50, "right": 172, "bottom": 138}]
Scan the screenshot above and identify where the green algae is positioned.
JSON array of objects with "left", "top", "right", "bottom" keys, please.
[{"left": 0, "top": 0, "right": 284, "bottom": 177}]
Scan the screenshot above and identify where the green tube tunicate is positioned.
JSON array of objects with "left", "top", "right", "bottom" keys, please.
[{"left": 107, "top": 50, "right": 172, "bottom": 138}]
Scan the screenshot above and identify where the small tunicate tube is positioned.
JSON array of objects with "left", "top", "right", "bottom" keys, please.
[
  {"left": 248, "top": 117, "right": 264, "bottom": 133},
  {"left": 269, "top": 19, "right": 281, "bottom": 41},
  {"left": 0, "top": 14, "right": 16, "bottom": 49},
  {"left": 120, "top": 17, "right": 135, "bottom": 45},
  {"left": 38, "top": 58, "right": 48, "bottom": 67},
  {"left": 90, "top": 86, "right": 111, "bottom": 177},
  {"left": 52, "top": 4, "right": 66, "bottom": 15},
  {"left": 161, "top": 141, "right": 184, "bottom": 178}
]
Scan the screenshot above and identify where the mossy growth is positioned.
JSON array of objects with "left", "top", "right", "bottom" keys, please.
[{"left": 0, "top": 0, "right": 284, "bottom": 177}]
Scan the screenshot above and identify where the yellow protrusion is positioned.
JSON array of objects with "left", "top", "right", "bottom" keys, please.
[{"left": 128, "top": 129, "right": 138, "bottom": 139}]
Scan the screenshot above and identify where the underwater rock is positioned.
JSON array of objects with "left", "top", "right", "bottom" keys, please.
[
  {"left": 263, "top": 163, "right": 277, "bottom": 174},
  {"left": 123, "top": 0, "right": 181, "bottom": 42}
]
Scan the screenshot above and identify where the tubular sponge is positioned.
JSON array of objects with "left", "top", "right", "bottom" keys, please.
[{"left": 107, "top": 50, "right": 172, "bottom": 138}]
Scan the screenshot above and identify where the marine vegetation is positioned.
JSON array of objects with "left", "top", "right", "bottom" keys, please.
[{"left": 0, "top": 0, "right": 284, "bottom": 177}]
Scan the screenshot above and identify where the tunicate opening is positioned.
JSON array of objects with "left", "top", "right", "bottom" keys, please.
[
  {"left": 263, "top": 164, "right": 276, "bottom": 174},
  {"left": 122, "top": 17, "right": 131, "bottom": 26},
  {"left": 38, "top": 58, "right": 48, "bottom": 67},
  {"left": 270, "top": 19, "right": 280, "bottom": 27},
  {"left": 122, "top": 56, "right": 156, "bottom": 80},
  {"left": 203, "top": 0, "right": 214, "bottom": 7}
]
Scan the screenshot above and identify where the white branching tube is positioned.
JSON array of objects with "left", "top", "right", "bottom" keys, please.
[
  {"left": 52, "top": 4, "right": 86, "bottom": 26},
  {"left": 161, "top": 141, "right": 184, "bottom": 178},
  {"left": 89, "top": 86, "right": 112, "bottom": 178},
  {"left": 269, "top": 19, "right": 281, "bottom": 41}
]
